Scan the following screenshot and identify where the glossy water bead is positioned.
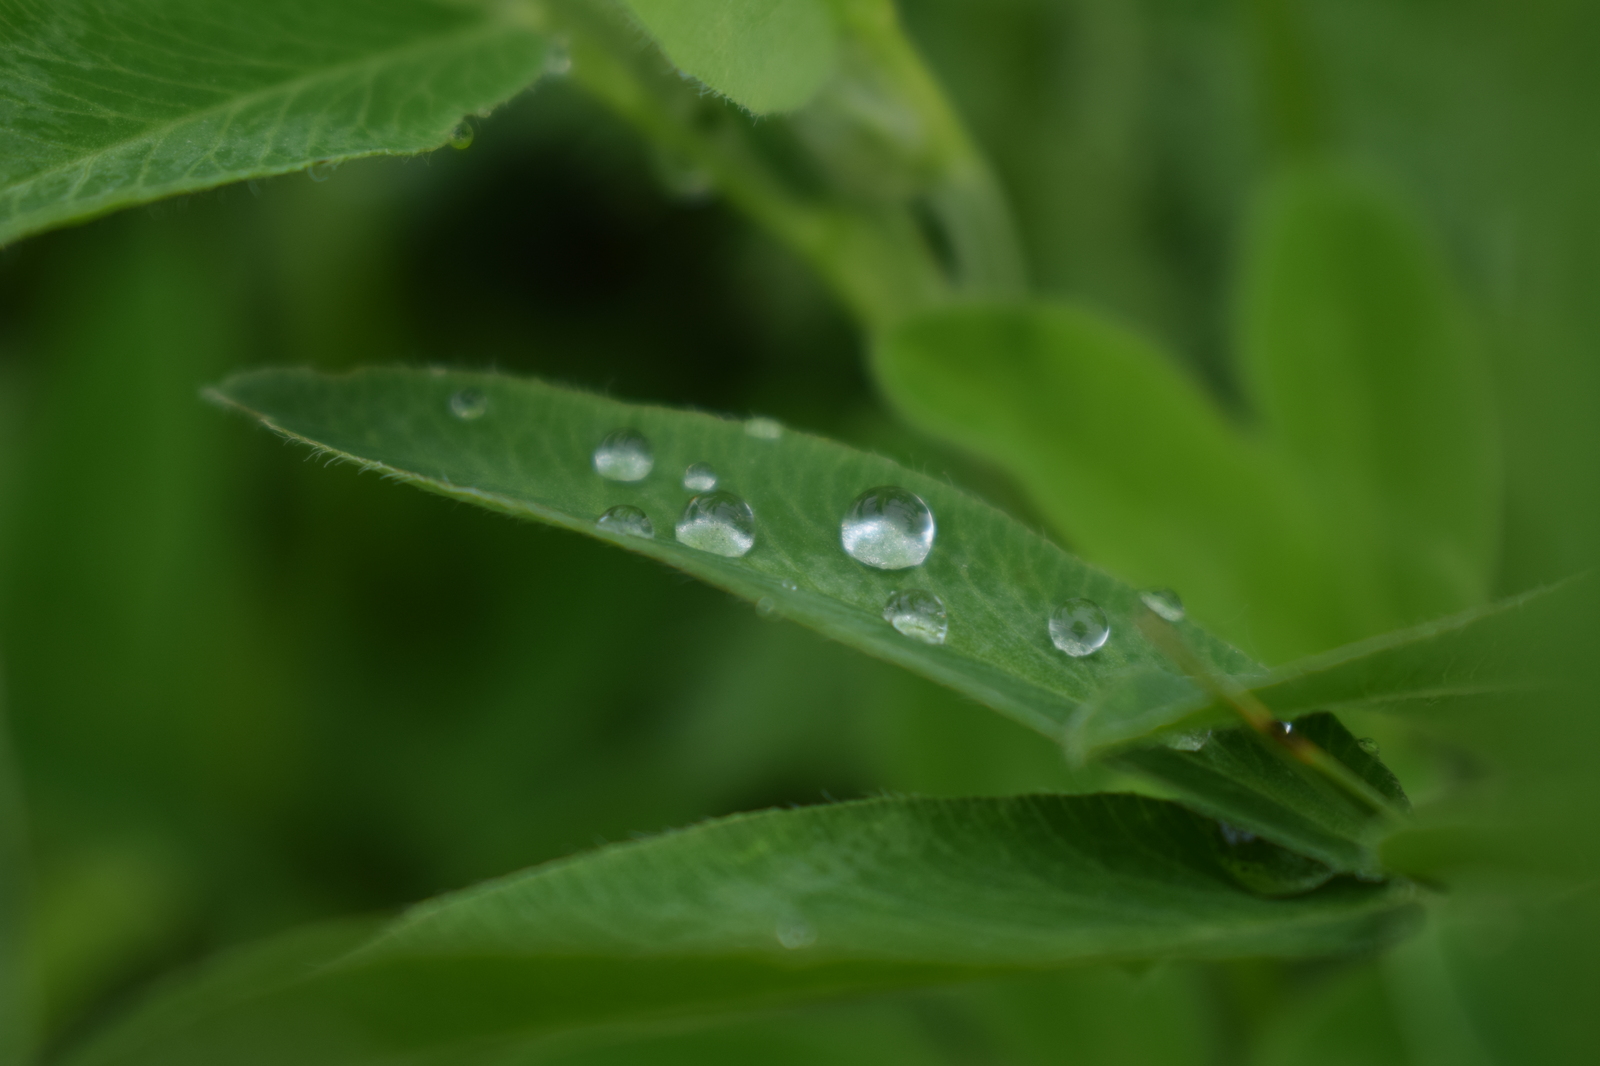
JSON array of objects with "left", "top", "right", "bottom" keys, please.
[
  {"left": 1140, "top": 587, "right": 1184, "bottom": 622},
  {"left": 682, "top": 462, "right": 718, "bottom": 492},
  {"left": 882, "top": 590, "right": 948, "bottom": 645},
  {"left": 676, "top": 491, "right": 755, "bottom": 557},
  {"left": 593, "top": 428, "right": 654, "bottom": 482},
  {"left": 596, "top": 505, "right": 654, "bottom": 539},
  {"left": 840, "top": 486, "right": 935, "bottom": 570},
  {"left": 1049, "top": 598, "right": 1109, "bottom": 657},
  {"left": 449, "top": 388, "right": 487, "bottom": 420}
]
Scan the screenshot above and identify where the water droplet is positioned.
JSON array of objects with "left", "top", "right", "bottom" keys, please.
[
  {"left": 756, "top": 596, "right": 777, "bottom": 617},
  {"left": 596, "top": 505, "right": 653, "bottom": 539},
  {"left": 1357, "top": 737, "right": 1380, "bottom": 756},
  {"left": 1164, "top": 728, "right": 1212, "bottom": 752},
  {"left": 744, "top": 416, "right": 782, "bottom": 440},
  {"left": 449, "top": 388, "right": 487, "bottom": 420},
  {"left": 776, "top": 919, "right": 815, "bottom": 950},
  {"left": 1218, "top": 821, "right": 1258, "bottom": 846},
  {"left": 882, "top": 590, "right": 948, "bottom": 645},
  {"left": 447, "top": 119, "right": 474, "bottom": 150},
  {"left": 780, "top": 579, "right": 798, "bottom": 592},
  {"left": 543, "top": 46, "right": 573, "bottom": 77},
  {"left": 1048, "top": 598, "right": 1109, "bottom": 657},
  {"left": 1268, "top": 720, "right": 1295, "bottom": 741},
  {"left": 307, "top": 159, "right": 337, "bottom": 182},
  {"left": 682, "top": 462, "right": 718, "bottom": 492},
  {"left": 593, "top": 429, "right": 654, "bottom": 482},
  {"left": 676, "top": 491, "right": 755, "bottom": 557},
  {"left": 1140, "top": 588, "right": 1184, "bottom": 622},
  {"left": 841, "top": 486, "right": 935, "bottom": 570}
]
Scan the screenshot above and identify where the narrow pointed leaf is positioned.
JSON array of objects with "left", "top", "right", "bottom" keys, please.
[
  {"left": 207, "top": 366, "right": 1258, "bottom": 742},
  {"left": 621, "top": 0, "right": 838, "bottom": 113},
  {"left": 66, "top": 795, "right": 1420, "bottom": 1066},
  {"left": 0, "top": 0, "right": 548, "bottom": 246}
]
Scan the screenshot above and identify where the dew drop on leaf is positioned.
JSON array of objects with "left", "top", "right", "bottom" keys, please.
[
  {"left": 593, "top": 429, "right": 654, "bottom": 482},
  {"left": 1357, "top": 737, "right": 1381, "bottom": 756},
  {"left": 1164, "top": 729, "right": 1212, "bottom": 752},
  {"left": 756, "top": 596, "right": 777, "bottom": 617},
  {"left": 596, "top": 505, "right": 653, "bottom": 539},
  {"left": 682, "top": 461, "right": 718, "bottom": 492},
  {"left": 775, "top": 918, "right": 816, "bottom": 950},
  {"left": 1218, "top": 821, "right": 1257, "bottom": 846},
  {"left": 1140, "top": 587, "right": 1185, "bottom": 622},
  {"left": 781, "top": 579, "right": 798, "bottom": 591},
  {"left": 841, "top": 486, "right": 935, "bottom": 569},
  {"left": 307, "top": 159, "right": 336, "bottom": 182},
  {"left": 882, "top": 589, "right": 948, "bottom": 645},
  {"left": 1048, "top": 598, "right": 1109, "bottom": 657},
  {"left": 744, "top": 416, "right": 782, "bottom": 439},
  {"left": 675, "top": 491, "right": 755, "bottom": 557},
  {"left": 449, "top": 388, "right": 487, "bottom": 420},
  {"left": 447, "top": 119, "right": 474, "bottom": 150}
]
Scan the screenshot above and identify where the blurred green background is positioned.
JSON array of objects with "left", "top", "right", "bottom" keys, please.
[{"left": 1, "top": 0, "right": 1597, "bottom": 1062}]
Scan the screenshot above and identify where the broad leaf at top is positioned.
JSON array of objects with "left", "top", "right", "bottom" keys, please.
[
  {"left": 0, "top": 0, "right": 548, "bottom": 246},
  {"left": 66, "top": 794, "right": 1419, "bottom": 1066}
]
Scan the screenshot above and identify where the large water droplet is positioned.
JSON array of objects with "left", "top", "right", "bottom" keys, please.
[
  {"left": 883, "top": 590, "right": 948, "bottom": 645},
  {"left": 307, "top": 159, "right": 336, "bottom": 182},
  {"left": 1357, "top": 737, "right": 1380, "bottom": 756},
  {"left": 596, "top": 505, "right": 653, "bottom": 539},
  {"left": 682, "top": 462, "right": 717, "bottom": 492},
  {"left": 841, "top": 487, "right": 935, "bottom": 570},
  {"left": 1140, "top": 588, "right": 1185, "bottom": 622},
  {"left": 593, "top": 429, "right": 654, "bottom": 482},
  {"left": 1049, "top": 598, "right": 1109, "bottom": 657},
  {"left": 744, "top": 416, "right": 782, "bottom": 440},
  {"left": 449, "top": 388, "right": 487, "bottom": 420},
  {"left": 1164, "top": 728, "right": 1212, "bottom": 752},
  {"left": 676, "top": 491, "right": 755, "bottom": 557},
  {"left": 447, "top": 119, "right": 474, "bottom": 150}
]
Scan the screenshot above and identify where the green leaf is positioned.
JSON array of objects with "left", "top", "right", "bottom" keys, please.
[
  {"left": 0, "top": 0, "right": 548, "bottom": 246},
  {"left": 206, "top": 366, "right": 1258, "bottom": 743},
  {"left": 66, "top": 795, "right": 1419, "bottom": 1065},
  {"left": 621, "top": 0, "right": 837, "bottom": 114},
  {"left": 1237, "top": 163, "right": 1500, "bottom": 627},
  {"left": 873, "top": 301, "right": 1353, "bottom": 663}
]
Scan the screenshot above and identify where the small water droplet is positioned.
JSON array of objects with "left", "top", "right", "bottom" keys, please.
[
  {"left": 882, "top": 589, "right": 948, "bottom": 645},
  {"left": 593, "top": 429, "right": 654, "bottom": 482},
  {"left": 1265, "top": 720, "right": 1295, "bottom": 744},
  {"left": 776, "top": 919, "right": 815, "bottom": 950},
  {"left": 1357, "top": 737, "right": 1380, "bottom": 756},
  {"left": 449, "top": 388, "right": 487, "bottom": 420},
  {"left": 1140, "top": 588, "right": 1185, "bottom": 622},
  {"left": 841, "top": 486, "right": 935, "bottom": 570},
  {"left": 596, "top": 505, "right": 653, "bottom": 539},
  {"left": 1218, "top": 821, "right": 1257, "bottom": 846},
  {"left": 756, "top": 596, "right": 777, "bottom": 617},
  {"left": 307, "top": 159, "right": 337, "bottom": 182},
  {"left": 1164, "top": 728, "right": 1212, "bottom": 752},
  {"left": 1048, "top": 598, "right": 1109, "bottom": 657},
  {"left": 447, "top": 119, "right": 474, "bottom": 150},
  {"left": 780, "top": 579, "right": 798, "bottom": 592},
  {"left": 676, "top": 491, "right": 755, "bottom": 557},
  {"left": 682, "top": 462, "right": 718, "bottom": 492},
  {"left": 744, "top": 416, "right": 782, "bottom": 440},
  {"left": 543, "top": 46, "right": 572, "bottom": 77}
]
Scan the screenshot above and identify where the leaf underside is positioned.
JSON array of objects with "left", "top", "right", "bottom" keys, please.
[{"left": 67, "top": 794, "right": 1420, "bottom": 1066}]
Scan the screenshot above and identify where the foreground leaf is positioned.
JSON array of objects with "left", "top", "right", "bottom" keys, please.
[
  {"left": 208, "top": 366, "right": 1258, "bottom": 742},
  {"left": 0, "top": 0, "right": 548, "bottom": 246},
  {"left": 621, "top": 0, "right": 838, "bottom": 114},
  {"left": 67, "top": 795, "right": 1420, "bottom": 1065}
]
